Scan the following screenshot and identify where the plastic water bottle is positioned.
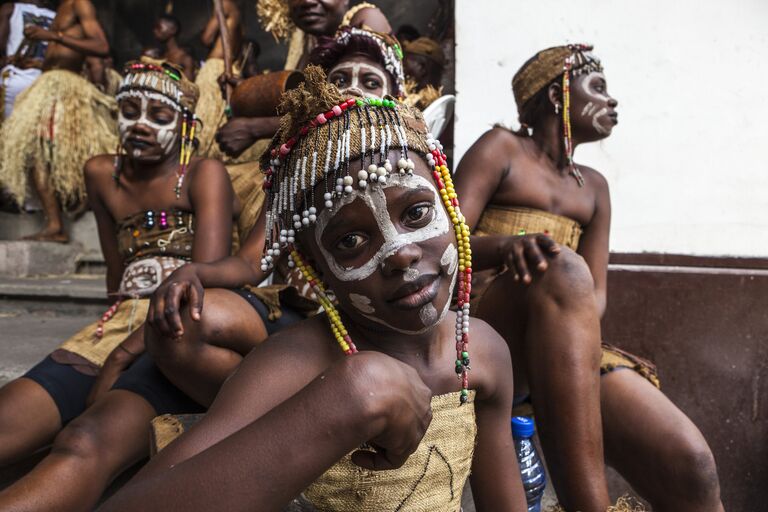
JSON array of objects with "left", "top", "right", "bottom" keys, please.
[{"left": 512, "top": 416, "right": 546, "bottom": 512}]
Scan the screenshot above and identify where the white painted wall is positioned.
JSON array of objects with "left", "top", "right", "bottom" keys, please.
[{"left": 455, "top": 0, "right": 768, "bottom": 257}]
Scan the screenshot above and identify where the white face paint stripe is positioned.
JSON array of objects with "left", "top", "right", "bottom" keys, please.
[
  {"left": 330, "top": 61, "right": 389, "bottom": 98},
  {"left": 349, "top": 293, "right": 375, "bottom": 314},
  {"left": 441, "top": 244, "right": 458, "bottom": 276},
  {"left": 579, "top": 72, "right": 612, "bottom": 135},
  {"left": 403, "top": 267, "right": 420, "bottom": 282},
  {"left": 314, "top": 173, "right": 449, "bottom": 282},
  {"left": 118, "top": 95, "right": 180, "bottom": 156}
]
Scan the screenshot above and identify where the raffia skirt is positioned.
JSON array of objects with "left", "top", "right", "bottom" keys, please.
[{"left": 0, "top": 69, "right": 117, "bottom": 208}]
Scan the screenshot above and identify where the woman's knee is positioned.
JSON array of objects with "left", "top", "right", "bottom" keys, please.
[
  {"left": 668, "top": 433, "right": 721, "bottom": 504},
  {"left": 533, "top": 248, "right": 595, "bottom": 306}
]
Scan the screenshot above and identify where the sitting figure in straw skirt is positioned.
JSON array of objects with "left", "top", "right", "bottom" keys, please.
[
  {"left": 0, "top": 0, "right": 116, "bottom": 242},
  {"left": 100, "top": 67, "right": 531, "bottom": 512},
  {"left": 454, "top": 45, "right": 723, "bottom": 511},
  {"left": 0, "top": 59, "right": 240, "bottom": 511}
]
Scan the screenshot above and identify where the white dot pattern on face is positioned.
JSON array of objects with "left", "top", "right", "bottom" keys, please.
[
  {"left": 117, "top": 93, "right": 180, "bottom": 156},
  {"left": 330, "top": 61, "right": 390, "bottom": 98},
  {"left": 314, "top": 173, "right": 450, "bottom": 282}
]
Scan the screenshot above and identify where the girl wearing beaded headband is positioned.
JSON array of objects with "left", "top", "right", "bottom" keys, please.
[
  {"left": 116, "top": 58, "right": 200, "bottom": 198},
  {"left": 511, "top": 43, "right": 607, "bottom": 187},
  {"left": 0, "top": 58, "right": 244, "bottom": 510},
  {"left": 101, "top": 68, "right": 528, "bottom": 511}
]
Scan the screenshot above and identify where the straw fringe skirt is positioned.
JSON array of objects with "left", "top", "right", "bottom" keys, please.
[{"left": 0, "top": 69, "right": 117, "bottom": 207}]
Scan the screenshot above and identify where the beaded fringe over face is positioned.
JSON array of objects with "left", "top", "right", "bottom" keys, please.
[
  {"left": 512, "top": 44, "right": 603, "bottom": 187},
  {"left": 116, "top": 58, "right": 200, "bottom": 198},
  {"left": 260, "top": 66, "right": 474, "bottom": 402}
]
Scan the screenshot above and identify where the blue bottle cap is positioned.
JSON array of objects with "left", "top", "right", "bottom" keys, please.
[{"left": 511, "top": 416, "right": 536, "bottom": 438}]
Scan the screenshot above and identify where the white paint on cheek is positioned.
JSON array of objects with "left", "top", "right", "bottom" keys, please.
[
  {"left": 441, "top": 244, "right": 458, "bottom": 275},
  {"left": 349, "top": 293, "right": 375, "bottom": 314},
  {"left": 592, "top": 107, "right": 610, "bottom": 135},
  {"left": 358, "top": 268, "right": 457, "bottom": 335},
  {"left": 579, "top": 72, "right": 612, "bottom": 135},
  {"left": 117, "top": 95, "right": 180, "bottom": 156},
  {"left": 315, "top": 173, "right": 449, "bottom": 282},
  {"left": 403, "top": 268, "right": 420, "bottom": 282}
]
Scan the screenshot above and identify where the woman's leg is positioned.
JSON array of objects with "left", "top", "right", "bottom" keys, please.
[
  {"left": 0, "top": 378, "right": 61, "bottom": 465},
  {"left": 0, "top": 390, "right": 156, "bottom": 511},
  {"left": 476, "top": 249, "right": 610, "bottom": 511},
  {"left": 145, "top": 288, "right": 271, "bottom": 407},
  {"left": 601, "top": 370, "right": 724, "bottom": 512}
]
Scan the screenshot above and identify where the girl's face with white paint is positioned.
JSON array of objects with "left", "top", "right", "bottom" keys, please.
[
  {"left": 569, "top": 72, "right": 619, "bottom": 142},
  {"left": 299, "top": 150, "right": 458, "bottom": 336},
  {"left": 327, "top": 55, "right": 392, "bottom": 98},
  {"left": 118, "top": 95, "right": 181, "bottom": 163}
]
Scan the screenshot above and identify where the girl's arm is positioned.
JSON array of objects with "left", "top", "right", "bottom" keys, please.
[
  {"left": 469, "top": 318, "right": 528, "bottom": 511},
  {"left": 576, "top": 169, "right": 611, "bottom": 316},
  {"left": 147, "top": 207, "right": 268, "bottom": 338},
  {"left": 84, "top": 157, "right": 122, "bottom": 298},
  {"left": 188, "top": 158, "right": 236, "bottom": 264}
]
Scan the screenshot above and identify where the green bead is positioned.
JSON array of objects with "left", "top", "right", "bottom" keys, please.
[
  {"left": 461, "top": 389, "right": 469, "bottom": 396},
  {"left": 461, "top": 351, "right": 469, "bottom": 359},
  {"left": 356, "top": 99, "right": 364, "bottom": 107},
  {"left": 455, "top": 359, "right": 463, "bottom": 367}
]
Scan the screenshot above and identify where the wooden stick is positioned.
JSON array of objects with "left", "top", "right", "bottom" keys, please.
[{"left": 213, "top": 0, "right": 233, "bottom": 103}]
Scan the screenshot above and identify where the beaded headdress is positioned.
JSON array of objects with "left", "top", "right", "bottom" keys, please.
[
  {"left": 310, "top": 26, "right": 405, "bottom": 97},
  {"left": 260, "top": 66, "right": 474, "bottom": 403},
  {"left": 512, "top": 44, "right": 603, "bottom": 187},
  {"left": 116, "top": 57, "right": 200, "bottom": 197}
]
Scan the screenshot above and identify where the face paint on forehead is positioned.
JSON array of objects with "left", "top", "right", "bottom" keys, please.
[
  {"left": 330, "top": 61, "right": 389, "bottom": 97},
  {"left": 314, "top": 173, "right": 450, "bottom": 282},
  {"left": 118, "top": 93, "right": 180, "bottom": 155}
]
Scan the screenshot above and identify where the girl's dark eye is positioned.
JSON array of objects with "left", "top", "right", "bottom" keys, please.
[
  {"left": 120, "top": 106, "right": 140, "bottom": 119},
  {"left": 404, "top": 203, "right": 434, "bottom": 226},
  {"left": 331, "top": 75, "right": 347, "bottom": 87},
  {"left": 363, "top": 77, "right": 382, "bottom": 90},
  {"left": 336, "top": 233, "right": 366, "bottom": 251}
]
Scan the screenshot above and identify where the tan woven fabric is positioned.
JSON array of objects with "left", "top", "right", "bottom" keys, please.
[
  {"left": 511, "top": 46, "right": 572, "bottom": 110},
  {"left": 303, "top": 391, "right": 476, "bottom": 512},
  {"left": 475, "top": 205, "right": 582, "bottom": 251},
  {"left": 57, "top": 298, "right": 149, "bottom": 368},
  {"left": 546, "top": 495, "right": 647, "bottom": 511},
  {"left": 0, "top": 69, "right": 117, "bottom": 207},
  {"left": 194, "top": 58, "right": 226, "bottom": 158}
]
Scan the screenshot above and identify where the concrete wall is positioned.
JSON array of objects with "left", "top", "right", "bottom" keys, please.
[{"left": 455, "top": 0, "right": 768, "bottom": 257}]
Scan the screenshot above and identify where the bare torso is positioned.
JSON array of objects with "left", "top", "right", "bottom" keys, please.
[{"left": 43, "top": 0, "right": 85, "bottom": 72}]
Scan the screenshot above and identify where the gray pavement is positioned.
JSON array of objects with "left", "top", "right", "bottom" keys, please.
[{"left": 0, "top": 305, "right": 93, "bottom": 385}]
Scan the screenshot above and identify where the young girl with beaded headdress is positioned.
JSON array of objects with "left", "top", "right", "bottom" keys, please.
[
  {"left": 454, "top": 45, "right": 723, "bottom": 511},
  {"left": 0, "top": 58, "right": 242, "bottom": 511},
  {"left": 99, "top": 66, "right": 528, "bottom": 512}
]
